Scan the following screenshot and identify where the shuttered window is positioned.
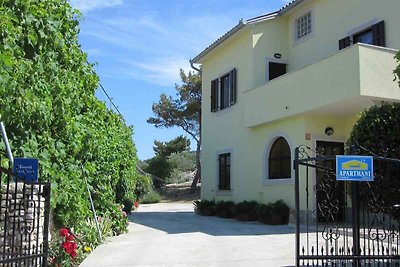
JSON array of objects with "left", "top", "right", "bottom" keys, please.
[
  {"left": 339, "top": 21, "right": 385, "bottom": 50},
  {"left": 210, "top": 68, "right": 237, "bottom": 112},
  {"left": 218, "top": 153, "right": 231, "bottom": 190}
]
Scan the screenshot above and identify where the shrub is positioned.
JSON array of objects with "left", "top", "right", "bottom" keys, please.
[
  {"left": 257, "top": 200, "right": 290, "bottom": 225},
  {"left": 234, "top": 201, "right": 259, "bottom": 221},
  {"left": 141, "top": 189, "right": 161, "bottom": 204},
  {"left": 135, "top": 175, "right": 153, "bottom": 200},
  {"left": 145, "top": 156, "right": 172, "bottom": 186},
  {"left": 215, "top": 201, "right": 235, "bottom": 218},
  {"left": 193, "top": 200, "right": 216, "bottom": 216}
]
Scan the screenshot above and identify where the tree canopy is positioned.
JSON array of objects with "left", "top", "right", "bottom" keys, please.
[
  {"left": 148, "top": 69, "right": 202, "bottom": 190},
  {"left": 153, "top": 135, "right": 190, "bottom": 157},
  {"left": 0, "top": 0, "right": 138, "bottom": 254}
]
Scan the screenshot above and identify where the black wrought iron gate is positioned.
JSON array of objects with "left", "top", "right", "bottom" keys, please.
[
  {"left": 295, "top": 145, "right": 400, "bottom": 266},
  {"left": 0, "top": 166, "right": 51, "bottom": 266}
]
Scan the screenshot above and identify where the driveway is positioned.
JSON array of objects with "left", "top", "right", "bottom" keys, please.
[{"left": 80, "top": 203, "right": 296, "bottom": 267}]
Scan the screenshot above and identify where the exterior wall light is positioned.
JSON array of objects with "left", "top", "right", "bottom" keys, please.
[{"left": 325, "top": 127, "right": 334, "bottom": 136}]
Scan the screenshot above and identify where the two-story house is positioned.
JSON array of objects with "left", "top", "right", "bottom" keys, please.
[{"left": 190, "top": 0, "right": 400, "bottom": 210}]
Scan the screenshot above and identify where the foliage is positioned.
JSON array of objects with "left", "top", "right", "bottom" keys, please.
[
  {"left": 193, "top": 200, "right": 215, "bottom": 216},
  {"left": 147, "top": 69, "right": 202, "bottom": 190},
  {"left": 347, "top": 103, "right": 400, "bottom": 215},
  {"left": 347, "top": 103, "right": 400, "bottom": 158},
  {"left": 194, "top": 199, "right": 290, "bottom": 225},
  {"left": 256, "top": 200, "right": 290, "bottom": 225},
  {"left": 141, "top": 189, "right": 161, "bottom": 204},
  {"left": 0, "top": 0, "right": 137, "bottom": 263},
  {"left": 135, "top": 174, "right": 153, "bottom": 200},
  {"left": 234, "top": 201, "right": 259, "bottom": 221},
  {"left": 395, "top": 51, "right": 400, "bottom": 86},
  {"left": 153, "top": 135, "right": 190, "bottom": 157},
  {"left": 166, "top": 151, "right": 196, "bottom": 184},
  {"left": 168, "top": 151, "right": 196, "bottom": 172},
  {"left": 144, "top": 156, "right": 171, "bottom": 188},
  {"left": 49, "top": 228, "right": 89, "bottom": 267},
  {"left": 215, "top": 201, "right": 235, "bottom": 218}
]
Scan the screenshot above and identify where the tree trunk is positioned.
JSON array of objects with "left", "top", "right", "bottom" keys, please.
[{"left": 190, "top": 139, "right": 201, "bottom": 193}]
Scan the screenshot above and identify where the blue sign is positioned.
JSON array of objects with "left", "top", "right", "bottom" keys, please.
[
  {"left": 336, "top": 156, "right": 373, "bottom": 181},
  {"left": 13, "top": 158, "right": 39, "bottom": 182}
]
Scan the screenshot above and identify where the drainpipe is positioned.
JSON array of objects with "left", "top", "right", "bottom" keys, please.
[
  {"left": 0, "top": 115, "right": 14, "bottom": 166},
  {"left": 189, "top": 59, "right": 201, "bottom": 73}
]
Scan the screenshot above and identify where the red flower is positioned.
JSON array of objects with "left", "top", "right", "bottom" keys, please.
[
  {"left": 66, "top": 234, "right": 74, "bottom": 241},
  {"left": 70, "top": 251, "right": 77, "bottom": 258},
  {"left": 59, "top": 228, "right": 69, "bottom": 237},
  {"left": 62, "top": 241, "right": 77, "bottom": 255}
]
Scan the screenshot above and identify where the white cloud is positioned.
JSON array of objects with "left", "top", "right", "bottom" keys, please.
[
  {"left": 69, "top": 0, "right": 123, "bottom": 13},
  {"left": 118, "top": 57, "right": 193, "bottom": 86}
]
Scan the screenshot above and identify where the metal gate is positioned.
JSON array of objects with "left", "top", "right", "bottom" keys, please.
[
  {"left": 0, "top": 165, "right": 51, "bottom": 266},
  {"left": 295, "top": 145, "right": 400, "bottom": 266}
]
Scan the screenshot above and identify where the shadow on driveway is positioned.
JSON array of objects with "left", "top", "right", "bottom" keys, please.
[{"left": 129, "top": 207, "right": 295, "bottom": 236}]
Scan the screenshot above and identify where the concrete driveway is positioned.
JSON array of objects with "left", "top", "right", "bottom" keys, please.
[{"left": 80, "top": 203, "right": 296, "bottom": 267}]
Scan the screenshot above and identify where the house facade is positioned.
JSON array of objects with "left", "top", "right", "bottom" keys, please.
[{"left": 191, "top": 0, "right": 400, "bottom": 210}]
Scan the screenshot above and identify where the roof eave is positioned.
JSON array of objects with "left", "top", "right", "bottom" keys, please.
[
  {"left": 191, "top": 20, "right": 247, "bottom": 64},
  {"left": 278, "top": 0, "right": 307, "bottom": 15}
]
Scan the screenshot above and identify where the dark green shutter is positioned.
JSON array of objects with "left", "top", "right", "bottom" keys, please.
[
  {"left": 372, "top": 20, "right": 385, "bottom": 47},
  {"left": 230, "top": 68, "right": 237, "bottom": 105},
  {"left": 211, "top": 79, "right": 218, "bottom": 112},
  {"left": 339, "top": 36, "right": 351, "bottom": 50}
]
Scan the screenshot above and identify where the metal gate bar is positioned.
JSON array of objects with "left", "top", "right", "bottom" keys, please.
[{"left": 0, "top": 165, "right": 50, "bottom": 266}]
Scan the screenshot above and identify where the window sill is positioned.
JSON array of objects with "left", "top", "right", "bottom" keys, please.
[
  {"left": 214, "top": 105, "right": 234, "bottom": 117},
  {"left": 216, "top": 190, "right": 233, "bottom": 196},
  {"left": 262, "top": 178, "right": 294, "bottom": 186}
]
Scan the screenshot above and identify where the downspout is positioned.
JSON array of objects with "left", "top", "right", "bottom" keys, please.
[
  {"left": 189, "top": 59, "right": 201, "bottom": 73},
  {"left": 0, "top": 115, "right": 14, "bottom": 166}
]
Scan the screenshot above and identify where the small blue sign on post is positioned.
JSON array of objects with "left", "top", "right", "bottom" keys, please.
[
  {"left": 336, "top": 155, "right": 373, "bottom": 181},
  {"left": 13, "top": 158, "right": 39, "bottom": 182}
]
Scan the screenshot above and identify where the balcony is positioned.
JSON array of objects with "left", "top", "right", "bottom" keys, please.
[{"left": 243, "top": 44, "right": 400, "bottom": 128}]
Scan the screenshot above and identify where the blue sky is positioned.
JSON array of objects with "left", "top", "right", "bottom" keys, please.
[{"left": 69, "top": 0, "right": 289, "bottom": 160}]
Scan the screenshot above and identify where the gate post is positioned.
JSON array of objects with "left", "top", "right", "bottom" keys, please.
[
  {"left": 294, "top": 146, "right": 300, "bottom": 267},
  {"left": 351, "top": 181, "right": 360, "bottom": 266},
  {"left": 350, "top": 146, "right": 360, "bottom": 266}
]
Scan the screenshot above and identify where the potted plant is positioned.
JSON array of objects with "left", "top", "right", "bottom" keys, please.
[
  {"left": 257, "top": 200, "right": 290, "bottom": 225},
  {"left": 216, "top": 201, "right": 235, "bottom": 218},
  {"left": 234, "top": 201, "right": 259, "bottom": 221},
  {"left": 193, "top": 200, "right": 216, "bottom": 216}
]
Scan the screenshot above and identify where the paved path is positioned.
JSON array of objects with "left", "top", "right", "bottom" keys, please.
[{"left": 80, "top": 203, "right": 296, "bottom": 267}]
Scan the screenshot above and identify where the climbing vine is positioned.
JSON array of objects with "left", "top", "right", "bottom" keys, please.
[{"left": 0, "top": 0, "right": 138, "bottom": 258}]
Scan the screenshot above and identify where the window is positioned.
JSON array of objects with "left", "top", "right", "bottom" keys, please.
[
  {"left": 295, "top": 11, "right": 312, "bottom": 41},
  {"left": 211, "top": 68, "right": 237, "bottom": 112},
  {"left": 218, "top": 153, "right": 231, "bottom": 190},
  {"left": 268, "top": 137, "right": 291, "bottom": 179},
  {"left": 339, "top": 21, "right": 385, "bottom": 50},
  {"left": 268, "top": 62, "right": 287, "bottom": 81}
]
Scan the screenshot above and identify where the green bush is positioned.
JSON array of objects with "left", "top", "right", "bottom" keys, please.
[
  {"left": 234, "top": 201, "right": 259, "bottom": 221},
  {"left": 141, "top": 189, "right": 161, "bottom": 204},
  {"left": 145, "top": 156, "right": 171, "bottom": 188},
  {"left": 257, "top": 200, "right": 290, "bottom": 225},
  {"left": 135, "top": 175, "right": 153, "bottom": 200},
  {"left": 193, "top": 200, "right": 216, "bottom": 216},
  {"left": 215, "top": 201, "right": 235, "bottom": 218}
]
